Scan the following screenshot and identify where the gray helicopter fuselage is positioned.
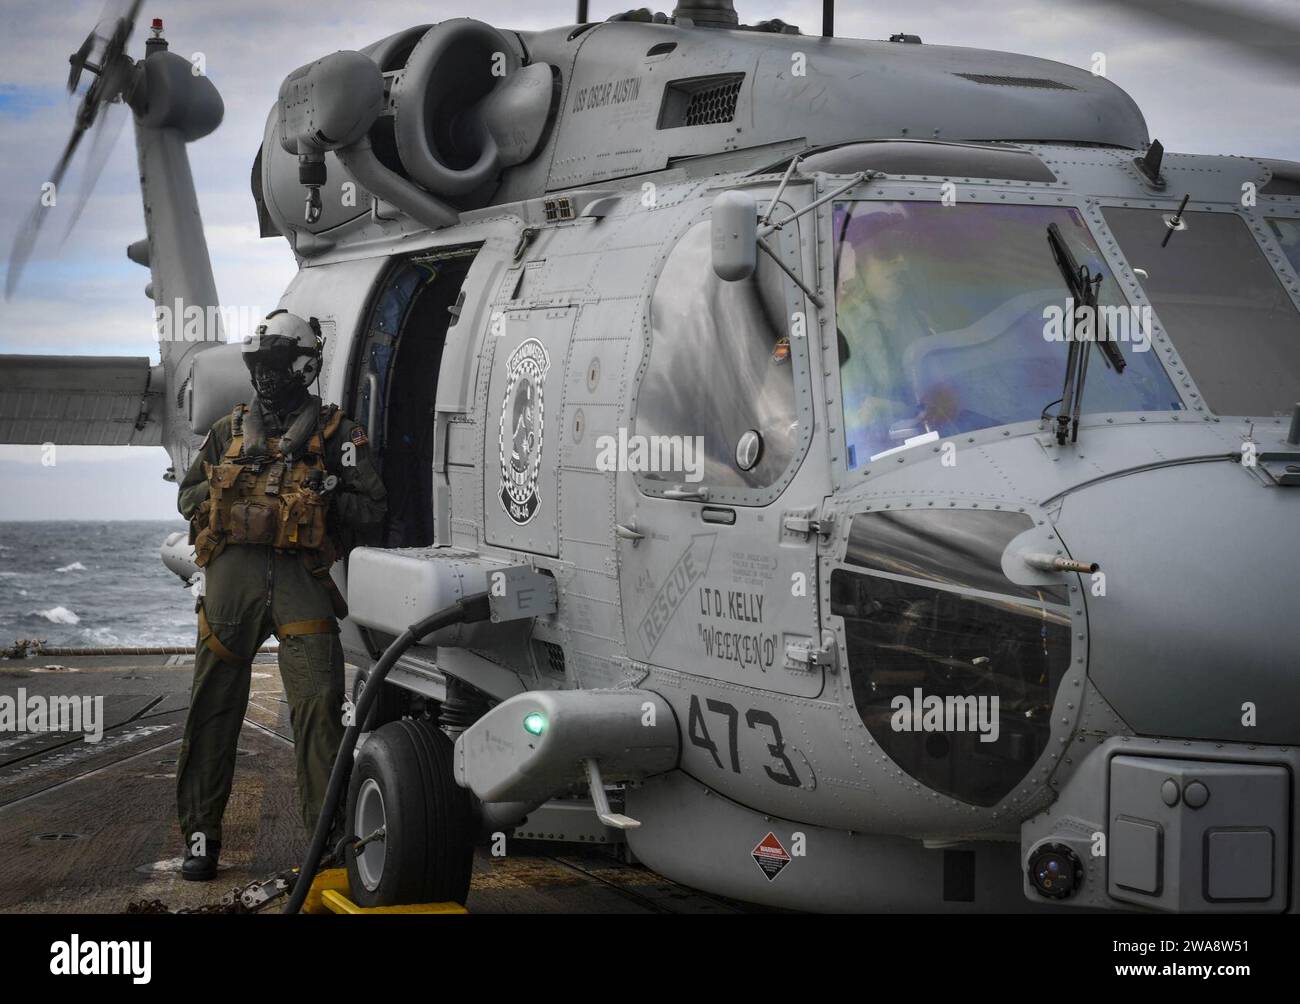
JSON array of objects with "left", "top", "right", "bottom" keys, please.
[{"left": 266, "top": 126, "right": 1300, "bottom": 911}]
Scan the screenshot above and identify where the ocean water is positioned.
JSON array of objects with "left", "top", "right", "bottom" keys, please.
[{"left": 0, "top": 521, "right": 196, "bottom": 648}]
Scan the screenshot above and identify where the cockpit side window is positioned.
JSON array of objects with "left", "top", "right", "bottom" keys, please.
[
  {"left": 634, "top": 219, "right": 807, "bottom": 496},
  {"left": 832, "top": 201, "right": 1182, "bottom": 469}
]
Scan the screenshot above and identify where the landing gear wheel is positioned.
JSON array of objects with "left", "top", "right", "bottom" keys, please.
[
  {"left": 344, "top": 719, "right": 474, "bottom": 907},
  {"left": 352, "top": 664, "right": 408, "bottom": 729}
]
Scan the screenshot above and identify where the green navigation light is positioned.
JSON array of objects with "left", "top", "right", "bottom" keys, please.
[{"left": 523, "top": 711, "right": 547, "bottom": 736}]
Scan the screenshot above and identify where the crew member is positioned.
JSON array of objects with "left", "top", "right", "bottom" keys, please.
[{"left": 175, "top": 309, "right": 386, "bottom": 881}]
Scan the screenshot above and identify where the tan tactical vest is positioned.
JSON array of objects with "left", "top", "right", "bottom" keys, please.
[{"left": 192, "top": 403, "right": 344, "bottom": 568}]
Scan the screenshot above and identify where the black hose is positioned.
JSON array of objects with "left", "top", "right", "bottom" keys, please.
[{"left": 282, "top": 591, "right": 492, "bottom": 914}]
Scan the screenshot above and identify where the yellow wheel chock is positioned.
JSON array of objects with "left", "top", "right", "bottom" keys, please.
[{"left": 301, "top": 868, "right": 468, "bottom": 915}]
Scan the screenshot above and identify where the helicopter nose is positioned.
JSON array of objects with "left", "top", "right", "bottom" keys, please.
[{"left": 1053, "top": 457, "right": 1300, "bottom": 746}]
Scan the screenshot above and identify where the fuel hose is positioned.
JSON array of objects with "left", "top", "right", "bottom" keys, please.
[{"left": 282, "top": 591, "right": 492, "bottom": 914}]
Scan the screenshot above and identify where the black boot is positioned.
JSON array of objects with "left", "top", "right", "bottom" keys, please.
[{"left": 182, "top": 841, "right": 221, "bottom": 882}]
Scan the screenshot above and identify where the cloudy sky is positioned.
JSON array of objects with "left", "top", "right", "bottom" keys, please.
[{"left": 1, "top": 0, "right": 1298, "bottom": 519}]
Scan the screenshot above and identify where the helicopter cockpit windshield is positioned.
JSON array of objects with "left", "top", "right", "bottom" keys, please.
[
  {"left": 1102, "top": 207, "right": 1300, "bottom": 418},
  {"left": 832, "top": 201, "right": 1184, "bottom": 468}
]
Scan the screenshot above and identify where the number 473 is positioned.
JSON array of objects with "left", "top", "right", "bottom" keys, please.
[{"left": 687, "top": 694, "right": 802, "bottom": 788}]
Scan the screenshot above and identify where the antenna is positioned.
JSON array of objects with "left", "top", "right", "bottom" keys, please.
[
  {"left": 576, "top": 0, "right": 588, "bottom": 22},
  {"left": 823, "top": 0, "right": 834, "bottom": 37},
  {"left": 1134, "top": 138, "right": 1166, "bottom": 189}
]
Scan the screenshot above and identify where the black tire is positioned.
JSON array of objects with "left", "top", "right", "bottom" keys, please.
[
  {"left": 344, "top": 719, "right": 474, "bottom": 907},
  {"left": 352, "top": 665, "right": 407, "bottom": 729}
]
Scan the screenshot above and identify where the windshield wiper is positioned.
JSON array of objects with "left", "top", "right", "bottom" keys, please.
[{"left": 1046, "top": 222, "right": 1127, "bottom": 445}]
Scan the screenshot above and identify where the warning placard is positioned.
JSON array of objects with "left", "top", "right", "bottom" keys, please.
[{"left": 752, "top": 831, "right": 791, "bottom": 881}]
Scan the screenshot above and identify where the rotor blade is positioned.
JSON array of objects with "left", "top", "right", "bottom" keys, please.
[
  {"left": 122, "top": 0, "right": 144, "bottom": 31},
  {"left": 68, "top": 31, "right": 96, "bottom": 93},
  {"left": 8, "top": 0, "right": 143, "bottom": 298},
  {"left": 71, "top": 0, "right": 143, "bottom": 100},
  {"left": 94, "top": 0, "right": 143, "bottom": 42},
  {"left": 59, "top": 98, "right": 128, "bottom": 246},
  {"left": 109, "top": 0, "right": 145, "bottom": 53},
  {"left": 5, "top": 125, "right": 89, "bottom": 299},
  {"left": 1084, "top": 0, "right": 1300, "bottom": 80}
]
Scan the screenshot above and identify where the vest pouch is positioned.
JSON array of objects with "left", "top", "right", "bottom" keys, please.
[
  {"left": 277, "top": 489, "right": 328, "bottom": 550},
  {"left": 207, "top": 464, "right": 244, "bottom": 534},
  {"left": 228, "top": 500, "right": 279, "bottom": 544}
]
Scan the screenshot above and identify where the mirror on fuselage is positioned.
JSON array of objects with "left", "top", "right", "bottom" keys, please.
[
  {"left": 710, "top": 189, "right": 758, "bottom": 282},
  {"left": 349, "top": 248, "right": 478, "bottom": 548}
]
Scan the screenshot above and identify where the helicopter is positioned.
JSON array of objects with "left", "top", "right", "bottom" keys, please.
[{"left": 3, "top": 0, "right": 1300, "bottom": 913}]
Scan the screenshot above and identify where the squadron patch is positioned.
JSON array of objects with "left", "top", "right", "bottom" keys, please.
[
  {"left": 350, "top": 425, "right": 369, "bottom": 448},
  {"left": 498, "top": 338, "right": 550, "bottom": 526}
]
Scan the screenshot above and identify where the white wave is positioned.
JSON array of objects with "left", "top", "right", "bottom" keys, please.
[
  {"left": 79, "top": 625, "right": 122, "bottom": 645},
  {"left": 0, "top": 572, "right": 20, "bottom": 577},
  {"left": 55, "top": 561, "right": 87, "bottom": 573},
  {"left": 32, "top": 606, "right": 80, "bottom": 625}
]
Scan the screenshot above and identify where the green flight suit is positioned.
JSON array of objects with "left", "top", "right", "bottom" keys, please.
[{"left": 175, "top": 396, "right": 386, "bottom": 849}]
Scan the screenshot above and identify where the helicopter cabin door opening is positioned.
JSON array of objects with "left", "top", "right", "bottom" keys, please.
[{"left": 350, "top": 248, "right": 480, "bottom": 548}]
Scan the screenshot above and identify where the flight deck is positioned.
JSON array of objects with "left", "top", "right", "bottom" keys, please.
[{"left": 0, "top": 654, "right": 745, "bottom": 915}]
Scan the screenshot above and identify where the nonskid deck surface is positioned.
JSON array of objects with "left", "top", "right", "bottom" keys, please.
[{"left": 0, "top": 655, "right": 743, "bottom": 914}]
